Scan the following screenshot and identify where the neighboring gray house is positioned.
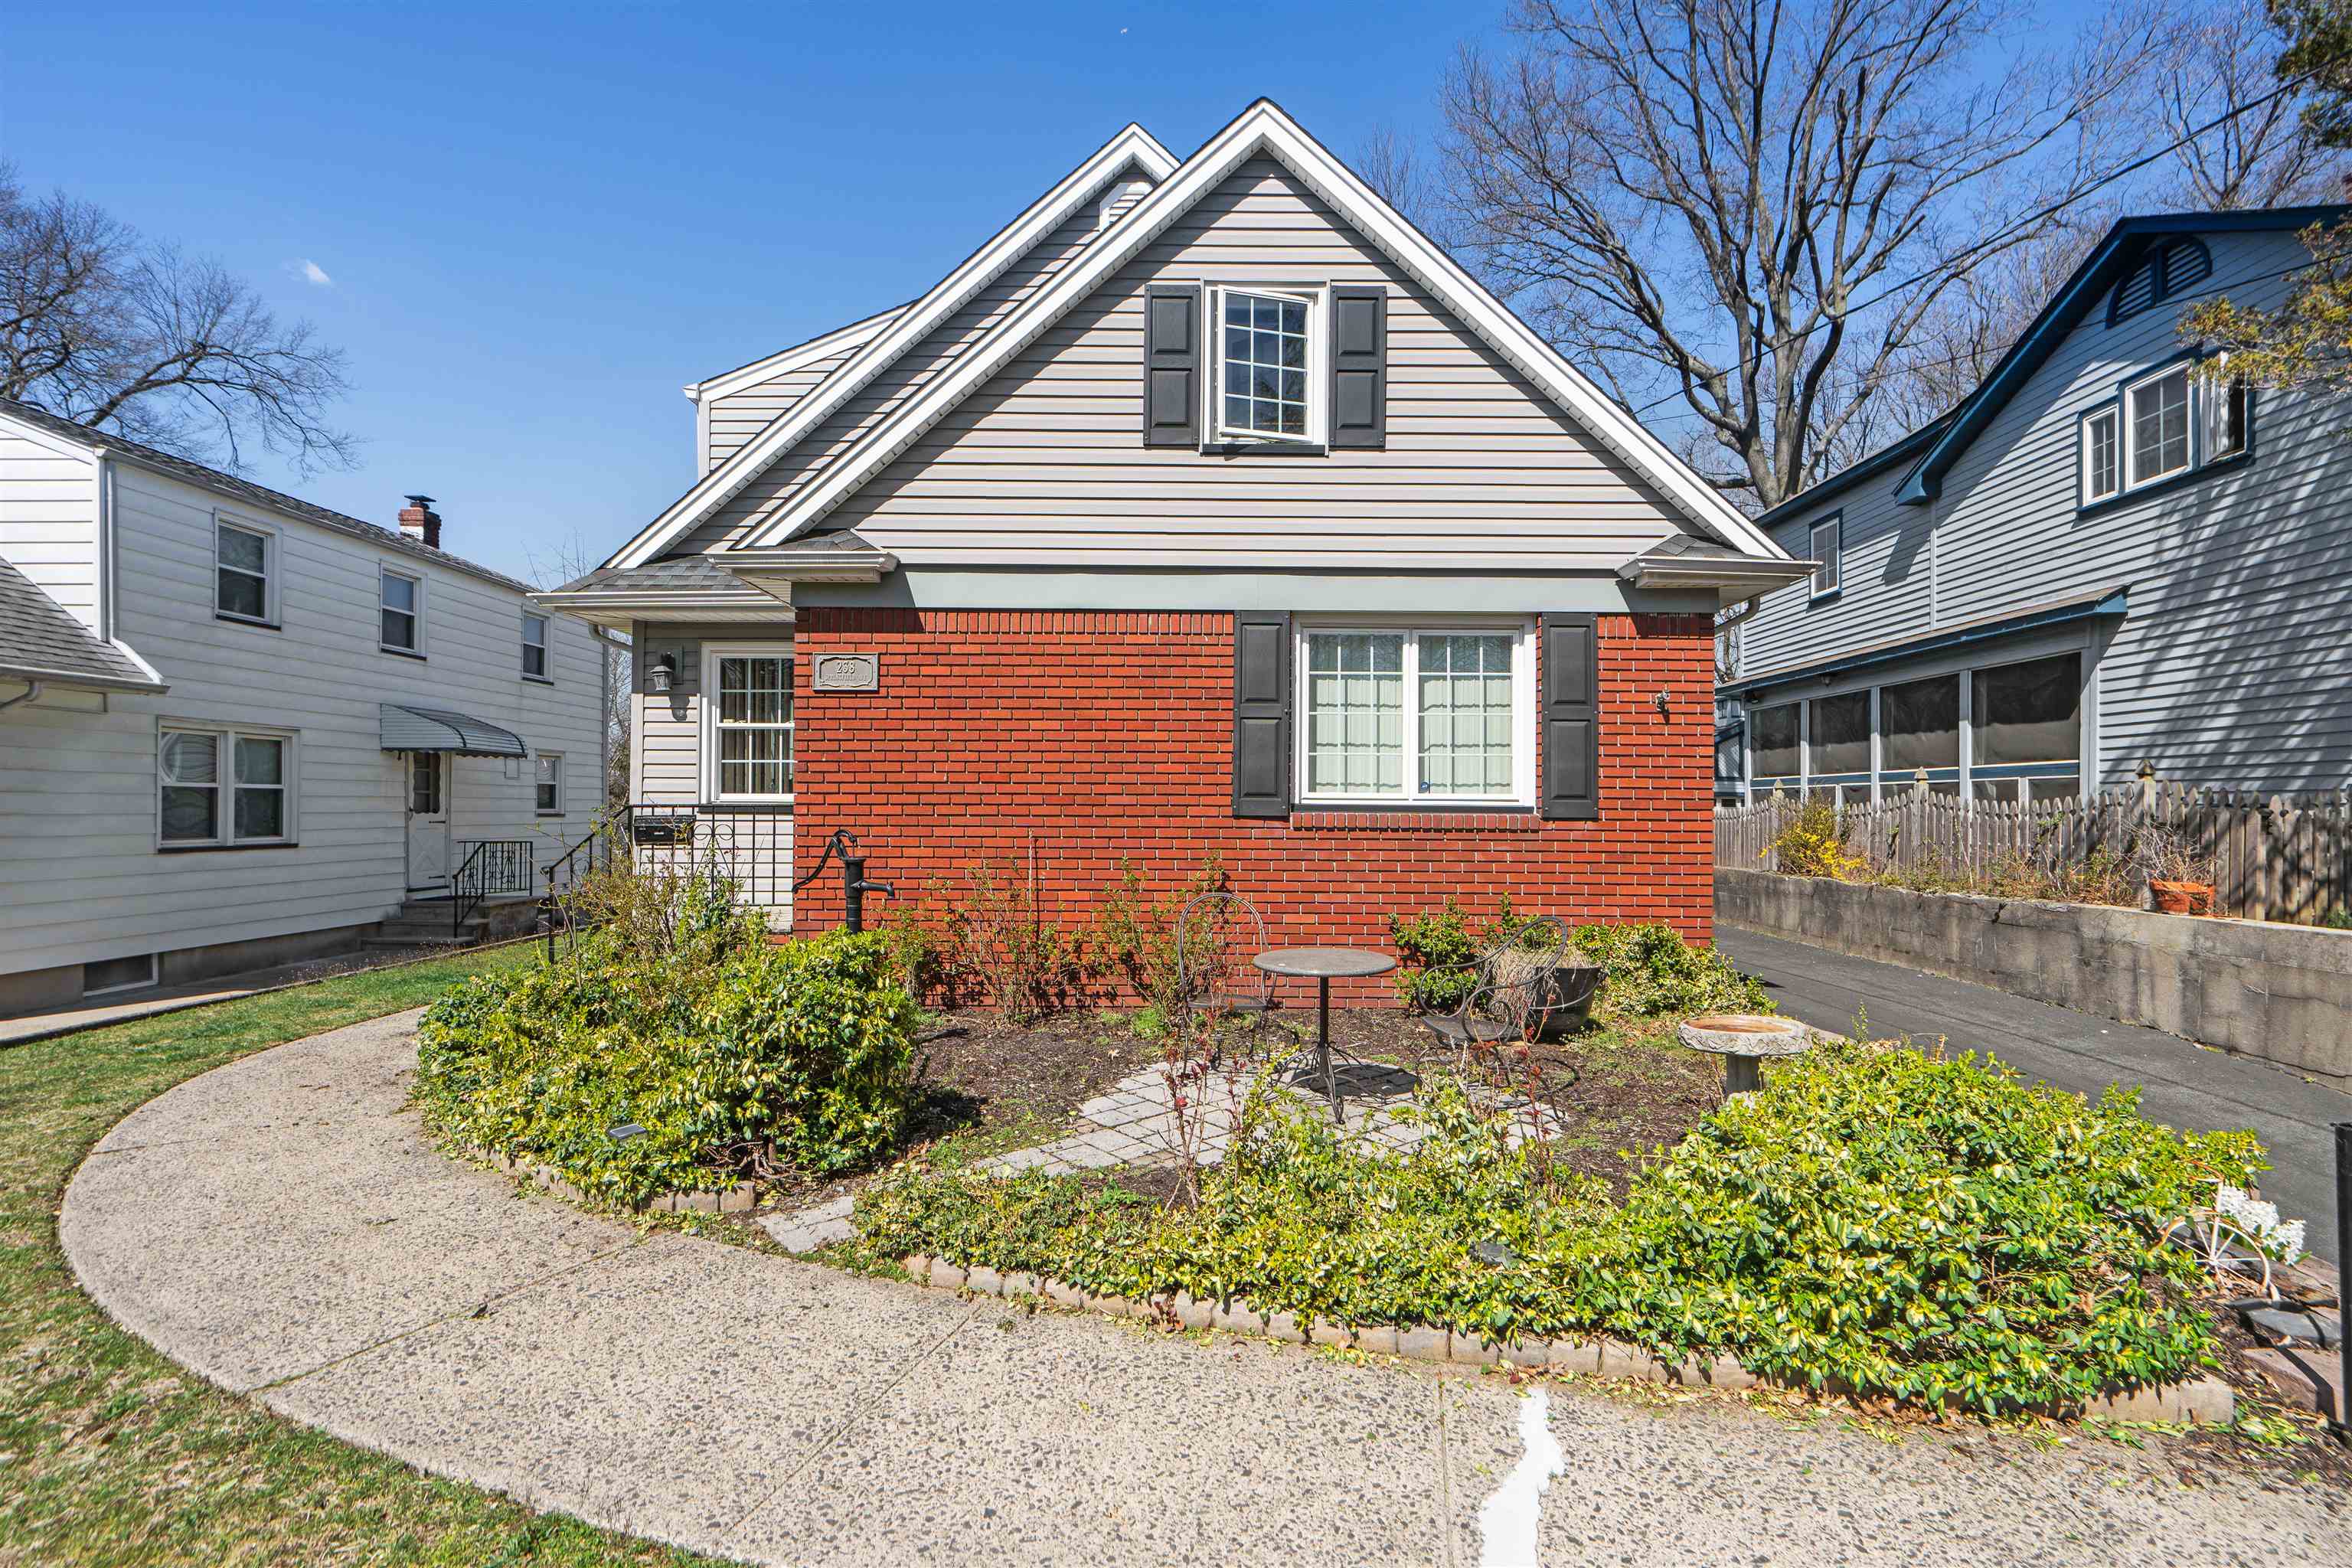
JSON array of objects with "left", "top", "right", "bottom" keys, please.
[
  {"left": 0, "top": 397, "right": 609, "bottom": 1013},
  {"left": 1723, "top": 206, "right": 2352, "bottom": 806}
]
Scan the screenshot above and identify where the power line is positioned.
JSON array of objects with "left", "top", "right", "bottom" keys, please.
[{"left": 1617, "top": 69, "right": 2322, "bottom": 425}]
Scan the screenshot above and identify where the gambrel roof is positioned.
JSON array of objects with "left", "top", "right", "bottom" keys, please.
[{"left": 609, "top": 101, "right": 1787, "bottom": 573}]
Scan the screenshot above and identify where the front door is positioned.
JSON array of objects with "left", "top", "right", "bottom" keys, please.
[{"left": 405, "top": 752, "right": 452, "bottom": 890}]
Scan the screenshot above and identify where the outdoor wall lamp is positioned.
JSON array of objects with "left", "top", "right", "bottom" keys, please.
[
  {"left": 647, "top": 654, "right": 677, "bottom": 694},
  {"left": 1653, "top": 691, "right": 1671, "bottom": 715}
]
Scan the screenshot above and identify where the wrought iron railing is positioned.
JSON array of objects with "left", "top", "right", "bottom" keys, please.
[
  {"left": 452, "top": 839, "right": 537, "bottom": 938},
  {"left": 535, "top": 802, "right": 797, "bottom": 963}
]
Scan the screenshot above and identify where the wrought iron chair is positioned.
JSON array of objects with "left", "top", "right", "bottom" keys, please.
[
  {"left": 1174, "top": 890, "right": 1277, "bottom": 1031},
  {"left": 1417, "top": 916, "right": 1583, "bottom": 1071}
]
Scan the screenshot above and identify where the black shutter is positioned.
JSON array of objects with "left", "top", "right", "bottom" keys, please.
[
  {"left": 1328, "top": 286, "right": 1386, "bottom": 449},
  {"left": 1540, "top": 614, "right": 1599, "bottom": 821},
  {"left": 1232, "top": 612, "right": 1291, "bottom": 818},
  {"left": 1143, "top": 284, "right": 1201, "bottom": 447}
]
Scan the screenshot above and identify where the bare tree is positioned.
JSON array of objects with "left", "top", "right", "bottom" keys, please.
[
  {"left": 0, "top": 163, "right": 355, "bottom": 475},
  {"left": 1432, "top": 0, "right": 2167, "bottom": 510},
  {"left": 2156, "top": 0, "right": 2346, "bottom": 207}
]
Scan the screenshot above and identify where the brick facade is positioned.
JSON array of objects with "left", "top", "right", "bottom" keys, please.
[{"left": 792, "top": 607, "right": 1717, "bottom": 1002}]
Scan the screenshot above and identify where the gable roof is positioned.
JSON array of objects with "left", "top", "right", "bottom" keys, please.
[
  {"left": 0, "top": 395, "right": 540, "bottom": 596},
  {"left": 727, "top": 99, "right": 1782, "bottom": 560},
  {"left": 1891, "top": 205, "right": 2347, "bottom": 508},
  {"left": 608, "top": 123, "right": 1181, "bottom": 570},
  {"left": 684, "top": 301, "right": 912, "bottom": 405},
  {"left": 0, "top": 556, "right": 166, "bottom": 693}
]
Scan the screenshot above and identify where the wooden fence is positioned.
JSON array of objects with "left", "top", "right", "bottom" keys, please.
[{"left": 1715, "top": 776, "right": 2352, "bottom": 925}]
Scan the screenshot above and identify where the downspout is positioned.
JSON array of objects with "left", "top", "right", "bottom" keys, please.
[{"left": 0, "top": 681, "right": 44, "bottom": 714}]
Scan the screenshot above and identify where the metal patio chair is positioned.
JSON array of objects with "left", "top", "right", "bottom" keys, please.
[
  {"left": 1174, "top": 890, "right": 1277, "bottom": 1032},
  {"left": 1418, "top": 915, "right": 1584, "bottom": 1072}
]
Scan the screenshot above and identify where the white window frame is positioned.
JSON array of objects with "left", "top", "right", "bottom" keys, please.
[
  {"left": 2079, "top": 406, "right": 2121, "bottom": 505},
  {"left": 1291, "top": 618, "right": 1537, "bottom": 808},
  {"left": 521, "top": 612, "right": 551, "bottom": 681},
  {"left": 213, "top": 513, "right": 278, "bottom": 626},
  {"left": 2201, "top": 352, "right": 2250, "bottom": 463},
  {"left": 157, "top": 723, "right": 298, "bottom": 848},
  {"left": 701, "top": 642, "right": 795, "bottom": 804},
  {"left": 379, "top": 567, "right": 424, "bottom": 655},
  {"left": 1808, "top": 515, "right": 1842, "bottom": 600},
  {"left": 1207, "top": 282, "right": 1328, "bottom": 447},
  {"left": 2124, "top": 363, "right": 2193, "bottom": 489},
  {"left": 534, "top": 751, "right": 564, "bottom": 815}
]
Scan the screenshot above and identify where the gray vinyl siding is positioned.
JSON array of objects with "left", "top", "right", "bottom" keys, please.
[
  {"left": 704, "top": 348, "right": 859, "bottom": 472},
  {"left": 0, "top": 462, "right": 606, "bottom": 979},
  {"left": 1732, "top": 227, "right": 2352, "bottom": 795},
  {"left": 628, "top": 620, "right": 792, "bottom": 807},
  {"left": 679, "top": 185, "right": 1133, "bottom": 556},
  {"left": 0, "top": 429, "right": 100, "bottom": 632},
  {"left": 821, "top": 159, "right": 1680, "bottom": 570}
]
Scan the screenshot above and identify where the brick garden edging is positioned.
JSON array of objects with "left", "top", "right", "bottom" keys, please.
[
  {"left": 897, "top": 1253, "right": 2237, "bottom": 1426},
  {"left": 479, "top": 1148, "right": 759, "bottom": 1215}
]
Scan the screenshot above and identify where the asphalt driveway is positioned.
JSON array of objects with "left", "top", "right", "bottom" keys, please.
[{"left": 1717, "top": 926, "right": 2350, "bottom": 1265}]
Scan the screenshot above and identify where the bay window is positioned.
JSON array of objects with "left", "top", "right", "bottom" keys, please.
[{"left": 1296, "top": 624, "right": 1532, "bottom": 805}]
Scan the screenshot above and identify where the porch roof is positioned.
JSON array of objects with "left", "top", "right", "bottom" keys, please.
[{"left": 380, "top": 702, "right": 527, "bottom": 758}]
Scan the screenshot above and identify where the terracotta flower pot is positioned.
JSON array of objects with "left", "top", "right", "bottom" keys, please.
[{"left": 2151, "top": 880, "right": 2215, "bottom": 916}]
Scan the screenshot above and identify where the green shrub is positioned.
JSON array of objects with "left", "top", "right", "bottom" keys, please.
[
  {"left": 1387, "top": 895, "right": 1514, "bottom": 1011},
  {"left": 416, "top": 924, "right": 920, "bottom": 1206},
  {"left": 1094, "top": 856, "right": 1227, "bottom": 1014},
  {"left": 1387, "top": 897, "right": 1766, "bottom": 1021},
  {"left": 854, "top": 1046, "right": 2263, "bottom": 1416},
  {"left": 1568, "top": 923, "right": 1769, "bottom": 1018}
]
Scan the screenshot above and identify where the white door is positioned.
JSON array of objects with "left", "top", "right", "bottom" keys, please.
[{"left": 405, "top": 752, "right": 452, "bottom": 890}]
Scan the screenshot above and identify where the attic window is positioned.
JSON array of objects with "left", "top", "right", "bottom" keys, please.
[
  {"left": 2107, "top": 237, "right": 2213, "bottom": 327},
  {"left": 1213, "top": 286, "right": 1322, "bottom": 443}
]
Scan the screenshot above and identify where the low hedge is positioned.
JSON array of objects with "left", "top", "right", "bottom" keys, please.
[
  {"left": 1388, "top": 903, "right": 1769, "bottom": 1019},
  {"left": 416, "top": 920, "right": 919, "bottom": 1208},
  {"left": 853, "top": 1044, "right": 2262, "bottom": 1415}
]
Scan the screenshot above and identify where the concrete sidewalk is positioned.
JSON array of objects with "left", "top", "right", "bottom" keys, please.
[
  {"left": 60, "top": 1013, "right": 2350, "bottom": 1566},
  {"left": 1719, "top": 925, "right": 2350, "bottom": 1263}
]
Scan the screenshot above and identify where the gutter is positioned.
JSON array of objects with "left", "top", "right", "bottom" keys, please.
[
  {"left": 0, "top": 660, "right": 168, "bottom": 695},
  {"left": 1722, "top": 586, "right": 2128, "bottom": 696}
]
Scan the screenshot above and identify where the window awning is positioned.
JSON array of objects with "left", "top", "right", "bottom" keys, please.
[{"left": 380, "top": 703, "right": 527, "bottom": 758}]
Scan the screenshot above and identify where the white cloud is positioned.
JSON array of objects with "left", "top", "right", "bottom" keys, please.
[{"left": 290, "top": 258, "right": 332, "bottom": 286}]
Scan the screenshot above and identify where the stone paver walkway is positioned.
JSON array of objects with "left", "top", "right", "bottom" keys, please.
[
  {"left": 62, "top": 1011, "right": 2352, "bottom": 1566},
  {"left": 763, "top": 1057, "right": 1498, "bottom": 1251}
]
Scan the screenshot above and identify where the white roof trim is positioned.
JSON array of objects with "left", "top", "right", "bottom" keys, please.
[
  {"left": 738, "top": 100, "right": 1782, "bottom": 560},
  {"left": 609, "top": 122, "right": 1181, "bottom": 570},
  {"left": 684, "top": 302, "right": 911, "bottom": 404}
]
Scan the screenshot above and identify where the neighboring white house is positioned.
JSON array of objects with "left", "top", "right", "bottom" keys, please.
[{"left": 0, "top": 395, "right": 608, "bottom": 1014}]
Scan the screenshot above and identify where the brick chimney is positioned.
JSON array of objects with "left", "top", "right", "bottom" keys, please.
[{"left": 397, "top": 494, "right": 442, "bottom": 550}]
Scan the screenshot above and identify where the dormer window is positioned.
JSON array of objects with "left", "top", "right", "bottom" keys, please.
[{"left": 1212, "top": 286, "right": 1322, "bottom": 444}]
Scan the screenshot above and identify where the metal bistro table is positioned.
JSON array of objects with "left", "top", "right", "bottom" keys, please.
[{"left": 1253, "top": 946, "right": 1397, "bottom": 1123}]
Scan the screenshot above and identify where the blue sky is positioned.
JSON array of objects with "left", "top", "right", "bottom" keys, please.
[{"left": 3, "top": 3, "right": 1484, "bottom": 583}]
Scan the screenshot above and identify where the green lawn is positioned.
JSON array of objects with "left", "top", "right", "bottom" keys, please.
[{"left": 0, "top": 942, "right": 728, "bottom": 1567}]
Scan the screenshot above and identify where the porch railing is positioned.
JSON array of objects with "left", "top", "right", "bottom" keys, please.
[
  {"left": 536, "top": 802, "right": 795, "bottom": 962},
  {"left": 452, "top": 838, "right": 537, "bottom": 938}
]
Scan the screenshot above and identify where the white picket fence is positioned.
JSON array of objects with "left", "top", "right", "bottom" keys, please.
[{"left": 1716, "top": 775, "right": 2352, "bottom": 925}]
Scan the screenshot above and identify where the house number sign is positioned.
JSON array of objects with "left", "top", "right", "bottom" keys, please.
[{"left": 811, "top": 652, "right": 880, "bottom": 692}]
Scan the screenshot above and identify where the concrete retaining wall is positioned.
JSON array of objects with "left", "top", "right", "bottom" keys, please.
[{"left": 1716, "top": 869, "right": 2352, "bottom": 1083}]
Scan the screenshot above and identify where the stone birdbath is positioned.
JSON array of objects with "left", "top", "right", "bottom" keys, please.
[{"left": 1677, "top": 1014, "right": 1811, "bottom": 1099}]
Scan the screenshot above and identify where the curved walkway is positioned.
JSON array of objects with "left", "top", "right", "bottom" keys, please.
[{"left": 61, "top": 1013, "right": 2347, "bottom": 1566}]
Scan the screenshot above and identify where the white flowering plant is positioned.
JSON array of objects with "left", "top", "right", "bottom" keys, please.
[{"left": 2166, "top": 1184, "right": 2308, "bottom": 1297}]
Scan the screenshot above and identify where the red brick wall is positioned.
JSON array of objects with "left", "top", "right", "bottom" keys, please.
[{"left": 792, "top": 608, "right": 1716, "bottom": 1002}]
